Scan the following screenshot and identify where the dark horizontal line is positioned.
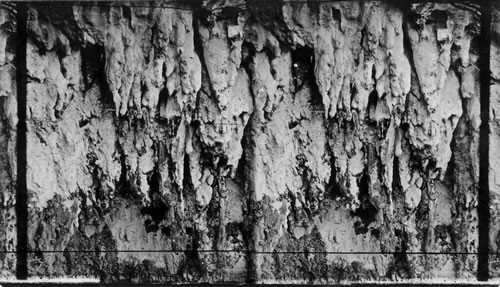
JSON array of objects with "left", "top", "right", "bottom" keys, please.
[{"left": 0, "top": 250, "right": 485, "bottom": 255}]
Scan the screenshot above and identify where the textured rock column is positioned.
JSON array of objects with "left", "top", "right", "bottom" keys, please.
[
  {"left": 0, "top": 4, "right": 17, "bottom": 279},
  {"left": 239, "top": 1, "right": 481, "bottom": 282},
  {"left": 490, "top": 3, "right": 500, "bottom": 279}
]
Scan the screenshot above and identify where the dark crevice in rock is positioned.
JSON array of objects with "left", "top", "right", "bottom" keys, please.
[
  {"left": 429, "top": 10, "right": 449, "bottom": 29},
  {"left": 29, "top": 3, "right": 82, "bottom": 47},
  {"left": 247, "top": 0, "right": 283, "bottom": 25},
  {"left": 368, "top": 90, "right": 378, "bottom": 122},
  {"left": 402, "top": 9, "right": 418, "bottom": 84},
  {"left": 86, "top": 151, "right": 105, "bottom": 215},
  {"left": 122, "top": 6, "right": 132, "bottom": 26},
  {"left": 218, "top": 6, "right": 242, "bottom": 25},
  {"left": 181, "top": 224, "right": 206, "bottom": 280},
  {"left": 235, "top": 131, "right": 248, "bottom": 185},
  {"left": 415, "top": 184, "right": 430, "bottom": 254},
  {"left": 388, "top": 228, "right": 412, "bottom": 279},
  {"left": 310, "top": 83, "right": 323, "bottom": 111},
  {"left": 391, "top": 152, "right": 404, "bottom": 218},
  {"left": 288, "top": 120, "right": 299, "bottom": 129},
  {"left": 389, "top": 154, "right": 413, "bottom": 279},
  {"left": 325, "top": 120, "right": 347, "bottom": 202},
  {"left": 142, "top": 166, "right": 168, "bottom": 233},
  {"left": 192, "top": 10, "right": 214, "bottom": 96},
  {"left": 292, "top": 46, "right": 312, "bottom": 92},
  {"left": 1, "top": 19, "right": 16, "bottom": 37},
  {"left": 149, "top": 23, "right": 158, "bottom": 63},
  {"left": 469, "top": 34, "right": 481, "bottom": 60},
  {"left": 291, "top": 46, "right": 323, "bottom": 109},
  {"left": 241, "top": 40, "right": 256, "bottom": 75},
  {"left": 156, "top": 88, "right": 169, "bottom": 120},
  {"left": 352, "top": 170, "right": 378, "bottom": 235},
  {"left": 331, "top": 7, "right": 342, "bottom": 27},
  {"left": 425, "top": 158, "right": 438, "bottom": 176},
  {"left": 236, "top": 108, "right": 256, "bottom": 283},
  {"left": 160, "top": 146, "right": 177, "bottom": 190},
  {"left": 216, "top": 156, "right": 229, "bottom": 173},
  {"left": 286, "top": 190, "right": 297, "bottom": 235},
  {"left": 360, "top": 26, "right": 367, "bottom": 56},
  {"left": 166, "top": 117, "right": 182, "bottom": 138},
  {"left": 183, "top": 150, "right": 193, "bottom": 193},
  {"left": 225, "top": 221, "right": 243, "bottom": 244},
  {"left": 378, "top": 117, "right": 392, "bottom": 139},
  {"left": 325, "top": 153, "right": 342, "bottom": 200},
  {"left": 96, "top": 52, "right": 116, "bottom": 110},
  {"left": 78, "top": 118, "right": 89, "bottom": 128},
  {"left": 116, "top": 142, "right": 139, "bottom": 201},
  {"left": 296, "top": 153, "right": 314, "bottom": 217},
  {"left": 206, "top": 177, "right": 222, "bottom": 249},
  {"left": 194, "top": 8, "right": 213, "bottom": 30},
  {"left": 237, "top": 109, "right": 257, "bottom": 283},
  {"left": 199, "top": 144, "right": 220, "bottom": 171}
]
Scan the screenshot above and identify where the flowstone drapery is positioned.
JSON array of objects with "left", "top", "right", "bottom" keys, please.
[{"left": 0, "top": 1, "right": 499, "bottom": 283}]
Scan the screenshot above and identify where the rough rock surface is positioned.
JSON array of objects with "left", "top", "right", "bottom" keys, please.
[
  {"left": 0, "top": 0, "right": 494, "bottom": 283},
  {"left": 490, "top": 3, "right": 500, "bottom": 279},
  {"left": 0, "top": 4, "right": 17, "bottom": 279}
]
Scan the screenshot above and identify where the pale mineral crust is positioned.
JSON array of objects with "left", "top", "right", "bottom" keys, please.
[{"left": 0, "top": 0, "right": 494, "bottom": 283}]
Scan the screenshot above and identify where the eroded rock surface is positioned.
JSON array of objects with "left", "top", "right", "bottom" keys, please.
[
  {"left": 0, "top": 4, "right": 17, "bottom": 279},
  {"left": 0, "top": 0, "right": 493, "bottom": 282},
  {"left": 490, "top": 3, "right": 500, "bottom": 278}
]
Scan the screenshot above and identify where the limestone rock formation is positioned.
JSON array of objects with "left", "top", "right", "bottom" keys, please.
[
  {"left": 0, "top": 0, "right": 498, "bottom": 283},
  {"left": 490, "top": 4, "right": 500, "bottom": 279},
  {"left": 0, "top": 3, "right": 17, "bottom": 279}
]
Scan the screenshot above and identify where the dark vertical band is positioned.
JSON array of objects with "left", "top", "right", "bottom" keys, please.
[
  {"left": 478, "top": 1, "right": 492, "bottom": 282},
  {"left": 15, "top": 1, "right": 28, "bottom": 280}
]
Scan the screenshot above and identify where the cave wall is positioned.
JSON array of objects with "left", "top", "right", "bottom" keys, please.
[
  {"left": 0, "top": 3, "right": 17, "bottom": 279},
  {"left": 0, "top": 0, "right": 498, "bottom": 283},
  {"left": 490, "top": 4, "right": 500, "bottom": 279}
]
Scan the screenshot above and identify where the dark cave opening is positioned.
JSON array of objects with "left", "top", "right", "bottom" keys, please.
[
  {"left": 89, "top": 44, "right": 116, "bottom": 110},
  {"left": 352, "top": 172, "right": 378, "bottom": 235},
  {"left": 325, "top": 158, "right": 342, "bottom": 200},
  {"left": 291, "top": 46, "right": 323, "bottom": 110},
  {"left": 368, "top": 90, "right": 378, "bottom": 122},
  {"left": 141, "top": 168, "right": 169, "bottom": 233},
  {"left": 81, "top": 43, "right": 104, "bottom": 89},
  {"left": 291, "top": 47, "right": 313, "bottom": 88},
  {"left": 241, "top": 40, "right": 257, "bottom": 75},
  {"left": 116, "top": 145, "right": 139, "bottom": 201},
  {"left": 157, "top": 87, "right": 169, "bottom": 120},
  {"left": 429, "top": 10, "right": 449, "bottom": 29}
]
